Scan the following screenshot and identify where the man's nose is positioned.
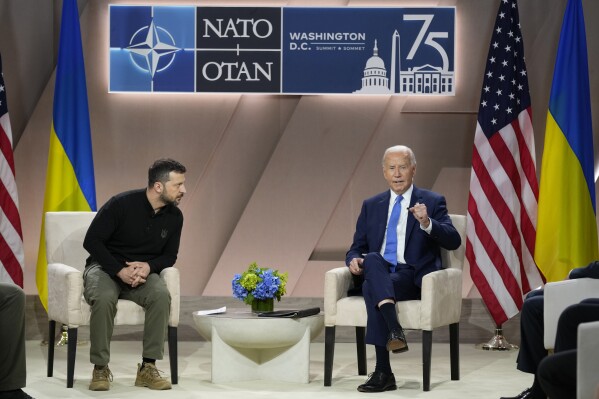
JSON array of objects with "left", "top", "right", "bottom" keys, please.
[{"left": 180, "top": 184, "right": 187, "bottom": 193}]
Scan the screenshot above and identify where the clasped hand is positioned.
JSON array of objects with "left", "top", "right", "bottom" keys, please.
[{"left": 117, "top": 261, "right": 150, "bottom": 287}]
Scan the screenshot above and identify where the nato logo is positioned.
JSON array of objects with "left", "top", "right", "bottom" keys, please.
[{"left": 109, "top": 6, "right": 195, "bottom": 92}]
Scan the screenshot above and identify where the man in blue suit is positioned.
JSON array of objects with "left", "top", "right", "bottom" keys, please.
[{"left": 346, "top": 145, "right": 461, "bottom": 393}]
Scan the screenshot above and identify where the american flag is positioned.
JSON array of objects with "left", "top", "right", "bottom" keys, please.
[
  {"left": 466, "top": 0, "right": 544, "bottom": 326},
  {"left": 0, "top": 52, "right": 25, "bottom": 287}
]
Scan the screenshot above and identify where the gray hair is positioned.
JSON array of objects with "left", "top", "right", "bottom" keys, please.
[{"left": 382, "top": 145, "right": 417, "bottom": 167}]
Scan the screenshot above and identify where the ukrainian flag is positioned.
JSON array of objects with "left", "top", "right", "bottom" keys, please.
[
  {"left": 535, "top": 0, "right": 597, "bottom": 282},
  {"left": 36, "top": 0, "right": 96, "bottom": 310}
]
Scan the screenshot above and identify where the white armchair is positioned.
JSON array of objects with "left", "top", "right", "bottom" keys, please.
[
  {"left": 577, "top": 320, "right": 599, "bottom": 399},
  {"left": 44, "top": 211, "right": 180, "bottom": 388},
  {"left": 543, "top": 278, "right": 599, "bottom": 349},
  {"left": 323, "top": 214, "right": 466, "bottom": 391}
]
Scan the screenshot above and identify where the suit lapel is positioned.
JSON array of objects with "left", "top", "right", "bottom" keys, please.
[
  {"left": 374, "top": 191, "right": 391, "bottom": 251},
  {"left": 405, "top": 186, "right": 420, "bottom": 246}
]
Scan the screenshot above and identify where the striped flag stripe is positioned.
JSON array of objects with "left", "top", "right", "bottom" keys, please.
[
  {"left": 0, "top": 115, "right": 15, "bottom": 176},
  {"left": 467, "top": 239, "right": 509, "bottom": 322},
  {"left": 0, "top": 228, "right": 22, "bottom": 281},
  {"left": 0, "top": 166, "right": 23, "bottom": 238},
  {"left": 474, "top": 129, "right": 526, "bottom": 270},
  {"left": 468, "top": 160, "right": 524, "bottom": 306},
  {"left": 469, "top": 117, "right": 542, "bottom": 323},
  {"left": 0, "top": 52, "right": 24, "bottom": 287}
]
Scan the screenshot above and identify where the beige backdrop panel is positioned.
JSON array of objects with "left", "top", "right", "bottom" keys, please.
[{"left": 7, "top": 0, "right": 599, "bottom": 299}]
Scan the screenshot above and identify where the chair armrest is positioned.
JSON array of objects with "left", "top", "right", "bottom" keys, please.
[
  {"left": 544, "top": 278, "right": 599, "bottom": 348},
  {"left": 420, "top": 268, "right": 462, "bottom": 329},
  {"left": 577, "top": 320, "right": 599, "bottom": 399},
  {"left": 160, "top": 267, "right": 180, "bottom": 327},
  {"left": 47, "top": 263, "right": 84, "bottom": 327},
  {"left": 324, "top": 267, "right": 352, "bottom": 325}
]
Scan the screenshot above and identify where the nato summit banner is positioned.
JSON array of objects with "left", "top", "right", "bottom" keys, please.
[{"left": 109, "top": 6, "right": 455, "bottom": 95}]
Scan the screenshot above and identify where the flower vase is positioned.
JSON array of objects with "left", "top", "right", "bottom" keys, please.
[{"left": 251, "top": 298, "right": 274, "bottom": 313}]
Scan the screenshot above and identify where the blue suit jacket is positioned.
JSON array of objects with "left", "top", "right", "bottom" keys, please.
[
  {"left": 346, "top": 186, "right": 461, "bottom": 287},
  {"left": 569, "top": 261, "right": 599, "bottom": 279}
]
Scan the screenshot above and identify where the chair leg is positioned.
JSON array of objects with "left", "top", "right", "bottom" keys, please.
[
  {"left": 67, "top": 327, "right": 78, "bottom": 388},
  {"left": 47, "top": 320, "right": 56, "bottom": 377},
  {"left": 168, "top": 326, "right": 178, "bottom": 384},
  {"left": 422, "top": 330, "right": 432, "bottom": 391},
  {"left": 356, "top": 326, "right": 367, "bottom": 375},
  {"left": 450, "top": 322, "right": 460, "bottom": 380},
  {"left": 324, "top": 326, "right": 335, "bottom": 386}
]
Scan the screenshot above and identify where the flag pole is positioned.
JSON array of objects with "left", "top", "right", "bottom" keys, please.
[
  {"left": 55, "top": 325, "right": 87, "bottom": 347},
  {"left": 476, "top": 325, "right": 518, "bottom": 351},
  {"left": 56, "top": 325, "right": 69, "bottom": 346},
  {"left": 40, "top": 325, "right": 71, "bottom": 346}
]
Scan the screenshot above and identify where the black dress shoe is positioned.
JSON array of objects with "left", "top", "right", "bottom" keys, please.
[
  {"left": 386, "top": 328, "right": 408, "bottom": 353},
  {"left": 500, "top": 387, "right": 532, "bottom": 399},
  {"left": 357, "top": 370, "right": 397, "bottom": 392}
]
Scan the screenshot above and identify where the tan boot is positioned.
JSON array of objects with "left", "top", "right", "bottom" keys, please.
[
  {"left": 134, "top": 363, "right": 172, "bottom": 390},
  {"left": 89, "top": 365, "right": 113, "bottom": 391}
]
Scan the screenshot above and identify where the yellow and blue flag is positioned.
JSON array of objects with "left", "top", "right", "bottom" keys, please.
[
  {"left": 535, "top": 0, "right": 597, "bottom": 282},
  {"left": 36, "top": 0, "right": 96, "bottom": 310}
]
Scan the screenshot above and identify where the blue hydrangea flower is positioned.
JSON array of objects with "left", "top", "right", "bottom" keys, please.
[
  {"left": 253, "top": 269, "right": 280, "bottom": 299},
  {"left": 231, "top": 274, "right": 248, "bottom": 300},
  {"left": 231, "top": 263, "right": 288, "bottom": 305}
]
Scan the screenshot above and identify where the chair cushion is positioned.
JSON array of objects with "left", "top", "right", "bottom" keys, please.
[
  {"left": 334, "top": 297, "right": 368, "bottom": 327},
  {"left": 396, "top": 300, "right": 422, "bottom": 329}
]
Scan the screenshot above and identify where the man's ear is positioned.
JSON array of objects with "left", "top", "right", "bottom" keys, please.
[{"left": 154, "top": 181, "right": 163, "bottom": 193}]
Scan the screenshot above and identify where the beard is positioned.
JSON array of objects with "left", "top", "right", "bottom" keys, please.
[{"left": 160, "top": 192, "right": 183, "bottom": 207}]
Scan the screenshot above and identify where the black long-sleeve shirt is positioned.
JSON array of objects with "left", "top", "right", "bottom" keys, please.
[{"left": 83, "top": 189, "right": 184, "bottom": 278}]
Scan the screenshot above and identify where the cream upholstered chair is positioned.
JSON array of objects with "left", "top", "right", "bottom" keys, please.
[
  {"left": 543, "top": 278, "right": 599, "bottom": 350},
  {"left": 577, "top": 320, "right": 599, "bottom": 399},
  {"left": 323, "top": 214, "right": 466, "bottom": 391},
  {"left": 44, "top": 211, "right": 180, "bottom": 388}
]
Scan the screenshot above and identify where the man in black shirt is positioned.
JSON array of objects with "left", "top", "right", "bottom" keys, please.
[{"left": 83, "top": 158, "right": 186, "bottom": 391}]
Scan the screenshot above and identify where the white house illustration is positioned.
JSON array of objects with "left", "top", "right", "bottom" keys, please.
[{"left": 399, "top": 64, "right": 454, "bottom": 94}]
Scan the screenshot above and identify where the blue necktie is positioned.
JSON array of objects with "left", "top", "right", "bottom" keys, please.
[{"left": 383, "top": 195, "right": 403, "bottom": 271}]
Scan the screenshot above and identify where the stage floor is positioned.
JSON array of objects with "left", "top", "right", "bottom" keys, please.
[{"left": 22, "top": 340, "right": 531, "bottom": 399}]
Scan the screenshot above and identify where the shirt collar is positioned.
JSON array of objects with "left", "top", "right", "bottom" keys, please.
[{"left": 143, "top": 189, "right": 170, "bottom": 216}]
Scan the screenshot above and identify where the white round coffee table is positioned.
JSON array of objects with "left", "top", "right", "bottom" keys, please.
[{"left": 193, "top": 308, "right": 324, "bottom": 383}]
